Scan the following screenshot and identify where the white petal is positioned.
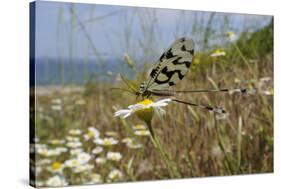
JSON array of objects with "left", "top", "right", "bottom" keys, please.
[
  {"left": 155, "top": 107, "right": 166, "bottom": 118},
  {"left": 150, "top": 98, "right": 171, "bottom": 107},
  {"left": 114, "top": 109, "right": 131, "bottom": 117},
  {"left": 129, "top": 104, "right": 145, "bottom": 110},
  {"left": 158, "top": 98, "right": 172, "bottom": 103},
  {"left": 123, "top": 112, "right": 132, "bottom": 118}
]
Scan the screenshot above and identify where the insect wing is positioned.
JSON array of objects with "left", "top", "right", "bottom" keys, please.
[{"left": 146, "top": 38, "right": 194, "bottom": 92}]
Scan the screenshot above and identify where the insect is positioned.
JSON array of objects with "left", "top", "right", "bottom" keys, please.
[{"left": 119, "top": 37, "right": 250, "bottom": 114}]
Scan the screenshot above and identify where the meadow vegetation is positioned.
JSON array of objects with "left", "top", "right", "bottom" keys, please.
[{"left": 30, "top": 8, "right": 273, "bottom": 187}]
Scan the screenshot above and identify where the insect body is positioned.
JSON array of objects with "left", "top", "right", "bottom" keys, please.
[{"left": 137, "top": 37, "right": 194, "bottom": 98}]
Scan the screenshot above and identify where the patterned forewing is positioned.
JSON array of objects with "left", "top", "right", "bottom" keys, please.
[{"left": 146, "top": 38, "right": 194, "bottom": 91}]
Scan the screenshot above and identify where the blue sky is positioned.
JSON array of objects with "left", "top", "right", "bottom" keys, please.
[{"left": 34, "top": 0, "right": 272, "bottom": 60}]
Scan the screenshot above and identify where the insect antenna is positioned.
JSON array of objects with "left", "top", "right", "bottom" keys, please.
[
  {"left": 120, "top": 74, "right": 138, "bottom": 94},
  {"left": 110, "top": 87, "right": 135, "bottom": 95},
  {"left": 172, "top": 99, "right": 227, "bottom": 115}
]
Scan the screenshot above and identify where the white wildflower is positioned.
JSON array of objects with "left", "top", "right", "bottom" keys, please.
[
  {"left": 66, "top": 141, "right": 82, "bottom": 148},
  {"left": 210, "top": 49, "right": 226, "bottom": 57},
  {"left": 77, "top": 152, "right": 91, "bottom": 165},
  {"left": 94, "top": 137, "right": 118, "bottom": 146},
  {"left": 108, "top": 169, "right": 123, "bottom": 181},
  {"left": 46, "top": 175, "right": 68, "bottom": 187},
  {"left": 134, "top": 130, "right": 150, "bottom": 136},
  {"left": 73, "top": 164, "right": 94, "bottom": 173},
  {"left": 69, "top": 129, "right": 82, "bottom": 135},
  {"left": 114, "top": 98, "right": 171, "bottom": 119},
  {"left": 70, "top": 148, "right": 83, "bottom": 156},
  {"left": 106, "top": 152, "right": 122, "bottom": 161},
  {"left": 95, "top": 157, "right": 107, "bottom": 165},
  {"left": 91, "top": 146, "right": 103, "bottom": 154},
  {"left": 84, "top": 127, "right": 100, "bottom": 140}
]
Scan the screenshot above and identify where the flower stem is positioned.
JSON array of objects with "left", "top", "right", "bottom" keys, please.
[
  {"left": 146, "top": 120, "right": 180, "bottom": 178},
  {"left": 233, "top": 43, "right": 256, "bottom": 78}
]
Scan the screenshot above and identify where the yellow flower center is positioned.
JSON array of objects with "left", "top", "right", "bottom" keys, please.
[
  {"left": 51, "top": 162, "right": 61, "bottom": 170},
  {"left": 72, "top": 159, "right": 78, "bottom": 165},
  {"left": 134, "top": 124, "right": 145, "bottom": 130},
  {"left": 137, "top": 99, "right": 153, "bottom": 106},
  {"left": 193, "top": 57, "right": 200, "bottom": 65},
  {"left": 136, "top": 99, "right": 154, "bottom": 123},
  {"left": 227, "top": 31, "right": 234, "bottom": 37},
  {"left": 87, "top": 131, "right": 94, "bottom": 137},
  {"left": 215, "top": 49, "right": 222, "bottom": 54},
  {"left": 139, "top": 130, "right": 148, "bottom": 135},
  {"left": 104, "top": 139, "right": 112, "bottom": 146}
]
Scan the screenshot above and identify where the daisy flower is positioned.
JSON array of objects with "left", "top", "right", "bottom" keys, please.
[
  {"left": 122, "top": 137, "right": 142, "bottom": 149},
  {"left": 69, "top": 129, "right": 82, "bottom": 135},
  {"left": 91, "top": 146, "right": 103, "bottom": 155},
  {"left": 108, "top": 169, "right": 123, "bottom": 181},
  {"left": 55, "top": 147, "right": 68, "bottom": 153},
  {"left": 134, "top": 130, "right": 150, "bottom": 136},
  {"left": 210, "top": 49, "right": 226, "bottom": 57},
  {"left": 106, "top": 152, "right": 122, "bottom": 161},
  {"left": 66, "top": 141, "right": 82, "bottom": 148},
  {"left": 77, "top": 152, "right": 92, "bottom": 165},
  {"left": 73, "top": 164, "right": 94, "bottom": 173},
  {"left": 70, "top": 148, "right": 83, "bottom": 156},
  {"left": 48, "top": 139, "right": 65, "bottom": 145},
  {"left": 37, "top": 148, "right": 64, "bottom": 157},
  {"left": 64, "top": 158, "right": 80, "bottom": 168},
  {"left": 127, "top": 141, "right": 143, "bottom": 149},
  {"left": 89, "top": 173, "right": 102, "bottom": 184},
  {"left": 132, "top": 124, "right": 146, "bottom": 130},
  {"left": 95, "top": 157, "right": 107, "bottom": 165},
  {"left": 84, "top": 127, "right": 100, "bottom": 141},
  {"left": 94, "top": 137, "right": 118, "bottom": 146},
  {"left": 48, "top": 162, "right": 64, "bottom": 174},
  {"left": 132, "top": 123, "right": 150, "bottom": 136},
  {"left": 226, "top": 31, "right": 237, "bottom": 42},
  {"left": 46, "top": 175, "right": 68, "bottom": 187},
  {"left": 114, "top": 98, "right": 171, "bottom": 122}
]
